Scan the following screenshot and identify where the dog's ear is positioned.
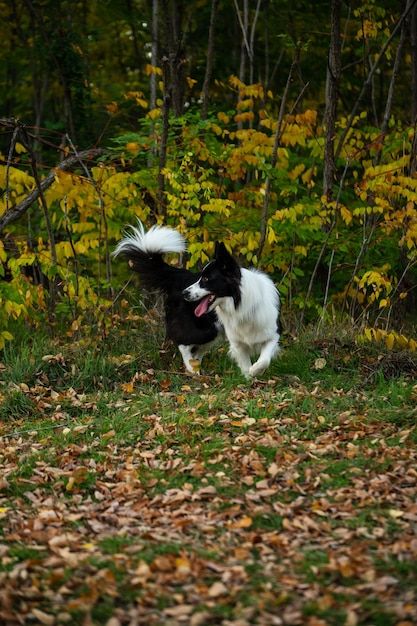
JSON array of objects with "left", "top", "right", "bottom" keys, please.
[
  {"left": 214, "top": 241, "right": 240, "bottom": 278},
  {"left": 214, "top": 241, "right": 227, "bottom": 257},
  {"left": 214, "top": 241, "right": 232, "bottom": 265}
]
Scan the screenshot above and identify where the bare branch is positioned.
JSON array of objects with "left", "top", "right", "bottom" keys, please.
[
  {"left": 0, "top": 129, "right": 107, "bottom": 234},
  {"left": 335, "top": 0, "right": 417, "bottom": 162}
]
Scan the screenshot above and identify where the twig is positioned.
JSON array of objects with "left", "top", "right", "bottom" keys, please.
[
  {"left": 335, "top": 0, "right": 417, "bottom": 162},
  {"left": 257, "top": 50, "right": 306, "bottom": 259},
  {"left": 0, "top": 124, "right": 107, "bottom": 234},
  {"left": 300, "top": 156, "right": 351, "bottom": 328},
  {"left": 5, "top": 124, "right": 20, "bottom": 213}
]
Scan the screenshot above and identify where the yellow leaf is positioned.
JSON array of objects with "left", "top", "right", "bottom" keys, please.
[
  {"left": 175, "top": 556, "right": 191, "bottom": 572},
  {"left": 147, "top": 108, "right": 161, "bottom": 120},
  {"left": 388, "top": 509, "right": 404, "bottom": 518},
  {"left": 229, "top": 516, "right": 252, "bottom": 529},
  {"left": 364, "top": 328, "right": 373, "bottom": 341},
  {"left": 121, "top": 381, "right": 134, "bottom": 394},
  {"left": 385, "top": 333, "right": 395, "bottom": 350},
  {"left": 397, "top": 334, "right": 409, "bottom": 348},
  {"left": 379, "top": 298, "right": 388, "bottom": 308},
  {"left": 341, "top": 205, "right": 352, "bottom": 225},
  {"left": 15, "top": 142, "right": 27, "bottom": 154},
  {"left": 0, "top": 241, "right": 7, "bottom": 262},
  {"left": 217, "top": 111, "right": 230, "bottom": 124},
  {"left": 145, "top": 63, "right": 162, "bottom": 76}
]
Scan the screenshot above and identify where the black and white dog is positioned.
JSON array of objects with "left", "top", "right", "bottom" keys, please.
[
  {"left": 183, "top": 241, "right": 281, "bottom": 378},
  {"left": 113, "top": 221, "right": 221, "bottom": 373}
]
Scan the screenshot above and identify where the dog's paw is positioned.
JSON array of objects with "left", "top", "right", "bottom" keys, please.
[{"left": 248, "top": 361, "right": 267, "bottom": 377}]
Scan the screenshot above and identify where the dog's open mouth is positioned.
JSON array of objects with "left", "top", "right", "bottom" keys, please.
[{"left": 194, "top": 294, "right": 216, "bottom": 317}]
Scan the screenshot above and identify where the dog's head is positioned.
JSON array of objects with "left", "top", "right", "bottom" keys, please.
[{"left": 183, "top": 242, "right": 241, "bottom": 317}]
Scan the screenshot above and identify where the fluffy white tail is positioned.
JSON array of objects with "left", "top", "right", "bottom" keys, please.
[{"left": 113, "top": 220, "right": 186, "bottom": 256}]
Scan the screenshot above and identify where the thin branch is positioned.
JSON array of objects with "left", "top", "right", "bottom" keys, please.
[
  {"left": 335, "top": 0, "right": 417, "bottom": 162},
  {"left": 257, "top": 50, "right": 306, "bottom": 259},
  {"left": 5, "top": 125, "right": 20, "bottom": 214},
  {"left": 202, "top": 0, "right": 219, "bottom": 120},
  {"left": 374, "top": 0, "right": 411, "bottom": 166},
  {"left": 0, "top": 125, "right": 107, "bottom": 234},
  {"left": 233, "top": 0, "right": 251, "bottom": 59},
  {"left": 299, "top": 156, "right": 351, "bottom": 329}
]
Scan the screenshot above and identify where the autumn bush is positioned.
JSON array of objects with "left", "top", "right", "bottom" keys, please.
[{"left": 1, "top": 78, "right": 417, "bottom": 354}]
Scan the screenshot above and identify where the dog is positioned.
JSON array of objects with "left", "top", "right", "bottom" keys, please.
[
  {"left": 113, "top": 221, "right": 222, "bottom": 374},
  {"left": 183, "top": 241, "right": 281, "bottom": 378}
]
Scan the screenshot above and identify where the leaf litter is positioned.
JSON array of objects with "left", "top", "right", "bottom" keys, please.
[{"left": 0, "top": 353, "right": 417, "bottom": 625}]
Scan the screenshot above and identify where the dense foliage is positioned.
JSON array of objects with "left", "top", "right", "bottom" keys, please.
[{"left": 0, "top": 0, "right": 416, "bottom": 352}]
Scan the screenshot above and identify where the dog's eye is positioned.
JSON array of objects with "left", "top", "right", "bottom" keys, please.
[{"left": 201, "top": 276, "right": 208, "bottom": 284}]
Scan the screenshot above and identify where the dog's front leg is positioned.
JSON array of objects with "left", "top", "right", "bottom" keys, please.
[
  {"left": 228, "top": 341, "right": 252, "bottom": 377},
  {"left": 249, "top": 336, "right": 280, "bottom": 377}
]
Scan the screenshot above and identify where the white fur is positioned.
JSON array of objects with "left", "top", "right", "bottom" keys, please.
[
  {"left": 178, "top": 337, "right": 221, "bottom": 374},
  {"left": 113, "top": 221, "right": 186, "bottom": 257},
  {"left": 185, "top": 268, "right": 280, "bottom": 378}
]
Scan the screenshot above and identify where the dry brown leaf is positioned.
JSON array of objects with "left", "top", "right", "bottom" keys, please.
[
  {"left": 208, "top": 581, "right": 228, "bottom": 597},
  {"left": 31, "top": 609, "right": 55, "bottom": 625},
  {"left": 164, "top": 604, "right": 194, "bottom": 617}
]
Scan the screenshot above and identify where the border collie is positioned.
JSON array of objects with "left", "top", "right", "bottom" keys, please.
[
  {"left": 113, "top": 221, "right": 221, "bottom": 374},
  {"left": 183, "top": 241, "right": 281, "bottom": 378}
]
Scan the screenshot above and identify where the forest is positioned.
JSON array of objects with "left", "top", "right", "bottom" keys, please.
[
  {"left": 2, "top": 3, "right": 417, "bottom": 625},
  {"left": 1, "top": 0, "right": 417, "bottom": 350}
]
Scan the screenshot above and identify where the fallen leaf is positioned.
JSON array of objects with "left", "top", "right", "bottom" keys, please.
[
  {"left": 163, "top": 604, "right": 194, "bottom": 617},
  {"left": 31, "top": 608, "right": 55, "bottom": 625},
  {"left": 229, "top": 516, "right": 253, "bottom": 529},
  {"left": 208, "top": 581, "right": 228, "bottom": 597}
]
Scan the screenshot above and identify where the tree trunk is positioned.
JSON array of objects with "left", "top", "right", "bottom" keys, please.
[
  {"left": 236, "top": 0, "right": 249, "bottom": 84},
  {"left": 201, "top": 0, "right": 219, "bottom": 120},
  {"left": 150, "top": 0, "right": 159, "bottom": 111},
  {"left": 23, "top": 0, "right": 77, "bottom": 139},
  {"left": 157, "top": 57, "right": 170, "bottom": 218},
  {"left": 409, "top": 3, "right": 417, "bottom": 174},
  {"left": 161, "top": 0, "right": 184, "bottom": 117},
  {"left": 412, "top": 3, "right": 417, "bottom": 123},
  {"left": 125, "top": 0, "right": 143, "bottom": 81},
  {"left": 374, "top": 0, "right": 410, "bottom": 167},
  {"left": 323, "top": 0, "right": 341, "bottom": 203}
]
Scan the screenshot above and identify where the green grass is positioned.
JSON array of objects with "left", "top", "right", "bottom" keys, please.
[{"left": 1, "top": 325, "right": 417, "bottom": 625}]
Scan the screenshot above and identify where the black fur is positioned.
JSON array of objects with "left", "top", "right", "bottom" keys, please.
[{"left": 119, "top": 244, "right": 220, "bottom": 347}]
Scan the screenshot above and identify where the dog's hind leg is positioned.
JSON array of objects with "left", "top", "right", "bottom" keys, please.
[
  {"left": 178, "top": 344, "right": 202, "bottom": 374},
  {"left": 249, "top": 336, "right": 280, "bottom": 378},
  {"left": 178, "top": 340, "right": 218, "bottom": 374}
]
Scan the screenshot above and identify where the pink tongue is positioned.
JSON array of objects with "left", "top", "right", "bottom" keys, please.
[{"left": 194, "top": 295, "right": 211, "bottom": 317}]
